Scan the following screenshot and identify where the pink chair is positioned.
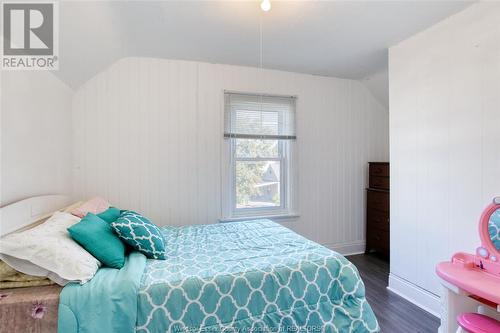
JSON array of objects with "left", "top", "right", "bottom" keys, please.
[{"left": 457, "top": 313, "right": 500, "bottom": 333}]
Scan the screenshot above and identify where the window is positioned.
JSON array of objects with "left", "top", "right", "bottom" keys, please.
[{"left": 222, "top": 92, "right": 297, "bottom": 220}]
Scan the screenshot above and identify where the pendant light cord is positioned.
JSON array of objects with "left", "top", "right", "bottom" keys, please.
[
  {"left": 259, "top": 13, "right": 264, "bottom": 120},
  {"left": 260, "top": 13, "right": 263, "bottom": 69}
]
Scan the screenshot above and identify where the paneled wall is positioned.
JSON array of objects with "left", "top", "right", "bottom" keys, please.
[
  {"left": 1, "top": 71, "right": 73, "bottom": 206},
  {"left": 73, "top": 57, "right": 388, "bottom": 250},
  {"left": 389, "top": 2, "right": 500, "bottom": 314}
]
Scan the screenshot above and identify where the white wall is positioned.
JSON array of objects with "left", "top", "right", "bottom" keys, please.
[
  {"left": 389, "top": 2, "right": 500, "bottom": 315},
  {"left": 73, "top": 57, "right": 388, "bottom": 251},
  {"left": 1, "top": 71, "right": 73, "bottom": 206},
  {"left": 361, "top": 66, "right": 389, "bottom": 109}
]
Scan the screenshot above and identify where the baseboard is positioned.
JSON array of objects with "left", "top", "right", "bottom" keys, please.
[
  {"left": 324, "top": 240, "right": 366, "bottom": 256},
  {"left": 388, "top": 273, "right": 441, "bottom": 318}
]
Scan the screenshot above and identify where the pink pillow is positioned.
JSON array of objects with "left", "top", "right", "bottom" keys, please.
[{"left": 71, "top": 197, "right": 110, "bottom": 218}]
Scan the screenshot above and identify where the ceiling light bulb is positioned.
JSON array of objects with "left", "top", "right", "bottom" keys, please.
[{"left": 261, "top": 0, "right": 271, "bottom": 12}]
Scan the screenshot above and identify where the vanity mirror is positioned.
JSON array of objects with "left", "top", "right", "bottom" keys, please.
[{"left": 477, "top": 197, "right": 500, "bottom": 262}]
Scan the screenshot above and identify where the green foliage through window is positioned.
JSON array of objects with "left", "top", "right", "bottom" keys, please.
[{"left": 235, "top": 139, "right": 281, "bottom": 208}]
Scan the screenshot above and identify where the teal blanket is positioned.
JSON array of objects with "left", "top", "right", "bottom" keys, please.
[
  {"left": 59, "top": 220, "right": 379, "bottom": 333},
  {"left": 137, "top": 220, "right": 379, "bottom": 332},
  {"left": 58, "top": 252, "right": 147, "bottom": 333}
]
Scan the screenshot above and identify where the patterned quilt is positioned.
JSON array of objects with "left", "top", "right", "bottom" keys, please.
[{"left": 137, "top": 220, "right": 379, "bottom": 333}]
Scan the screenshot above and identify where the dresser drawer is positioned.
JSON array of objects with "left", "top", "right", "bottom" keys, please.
[
  {"left": 369, "top": 176, "right": 389, "bottom": 190},
  {"left": 367, "top": 209, "right": 389, "bottom": 231},
  {"left": 369, "top": 163, "right": 389, "bottom": 177},
  {"left": 367, "top": 190, "right": 389, "bottom": 213}
]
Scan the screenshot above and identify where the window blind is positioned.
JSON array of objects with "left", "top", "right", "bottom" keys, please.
[{"left": 224, "top": 92, "right": 296, "bottom": 140}]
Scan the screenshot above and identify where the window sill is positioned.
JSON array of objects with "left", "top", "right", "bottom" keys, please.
[{"left": 219, "top": 214, "right": 300, "bottom": 223}]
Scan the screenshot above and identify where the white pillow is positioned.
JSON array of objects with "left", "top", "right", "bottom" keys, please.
[{"left": 0, "top": 211, "right": 100, "bottom": 285}]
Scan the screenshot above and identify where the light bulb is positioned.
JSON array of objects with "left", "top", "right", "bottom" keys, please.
[{"left": 261, "top": 0, "right": 271, "bottom": 12}]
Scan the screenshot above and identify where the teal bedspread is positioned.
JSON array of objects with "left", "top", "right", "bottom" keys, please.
[
  {"left": 58, "top": 220, "right": 378, "bottom": 333},
  {"left": 137, "top": 220, "right": 379, "bottom": 333},
  {"left": 58, "top": 252, "right": 147, "bottom": 333}
]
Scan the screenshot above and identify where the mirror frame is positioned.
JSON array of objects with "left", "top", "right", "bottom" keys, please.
[{"left": 478, "top": 197, "right": 500, "bottom": 261}]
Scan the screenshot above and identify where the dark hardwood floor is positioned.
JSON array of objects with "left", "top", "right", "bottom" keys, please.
[{"left": 347, "top": 254, "right": 440, "bottom": 333}]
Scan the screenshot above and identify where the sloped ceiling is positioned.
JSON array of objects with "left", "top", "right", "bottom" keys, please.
[{"left": 56, "top": 1, "right": 473, "bottom": 106}]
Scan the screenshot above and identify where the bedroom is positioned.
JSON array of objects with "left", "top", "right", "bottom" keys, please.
[{"left": 1, "top": 1, "right": 499, "bottom": 332}]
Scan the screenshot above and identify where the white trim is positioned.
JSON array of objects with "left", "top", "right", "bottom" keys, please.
[
  {"left": 388, "top": 273, "right": 441, "bottom": 318},
  {"left": 325, "top": 240, "right": 366, "bottom": 256},
  {"left": 220, "top": 214, "right": 299, "bottom": 223}
]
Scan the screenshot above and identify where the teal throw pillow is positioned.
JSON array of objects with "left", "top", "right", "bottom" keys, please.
[
  {"left": 97, "top": 207, "right": 121, "bottom": 223},
  {"left": 111, "top": 211, "right": 166, "bottom": 260},
  {"left": 68, "top": 213, "right": 126, "bottom": 268}
]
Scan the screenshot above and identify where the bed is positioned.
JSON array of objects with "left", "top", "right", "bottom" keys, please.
[
  {"left": 60, "top": 220, "right": 379, "bottom": 332},
  {"left": 1, "top": 196, "right": 379, "bottom": 333}
]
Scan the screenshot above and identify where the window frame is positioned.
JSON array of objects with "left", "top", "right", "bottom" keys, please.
[
  {"left": 229, "top": 138, "right": 289, "bottom": 217},
  {"left": 221, "top": 92, "right": 298, "bottom": 221}
]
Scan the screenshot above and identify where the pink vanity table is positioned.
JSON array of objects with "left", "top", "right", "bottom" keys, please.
[{"left": 436, "top": 197, "right": 500, "bottom": 333}]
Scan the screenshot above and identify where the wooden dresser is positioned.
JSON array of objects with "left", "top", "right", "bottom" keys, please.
[{"left": 366, "top": 162, "right": 389, "bottom": 258}]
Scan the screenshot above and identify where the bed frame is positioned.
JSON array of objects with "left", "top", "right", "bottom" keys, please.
[
  {"left": 0, "top": 195, "right": 72, "bottom": 237},
  {"left": 0, "top": 195, "right": 72, "bottom": 333}
]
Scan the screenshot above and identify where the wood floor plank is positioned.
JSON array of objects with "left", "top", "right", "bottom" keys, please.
[{"left": 347, "top": 254, "right": 440, "bottom": 333}]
